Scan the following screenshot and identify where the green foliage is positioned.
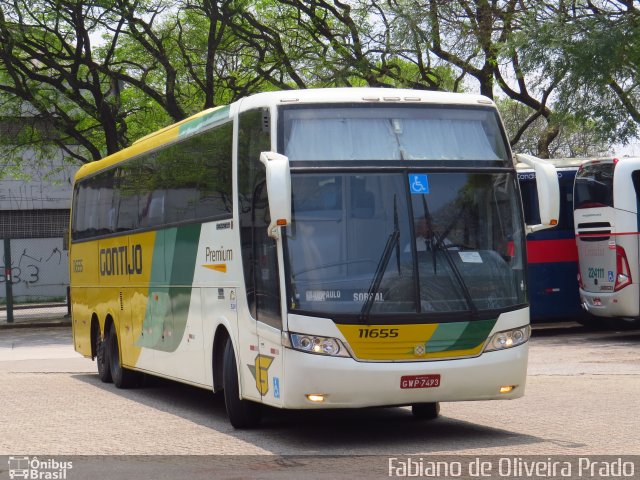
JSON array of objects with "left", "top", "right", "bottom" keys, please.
[
  {"left": 515, "top": 1, "right": 640, "bottom": 144},
  {"left": 0, "top": 0, "right": 637, "bottom": 168},
  {"left": 497, "top": 97, "right": 612, "bottom": 158}
]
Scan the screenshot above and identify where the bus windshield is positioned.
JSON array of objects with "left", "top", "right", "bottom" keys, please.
[
  {"left": 285, "top": 172, "right": 526, "bottom": 318},
  {"left": 282, "top": 106, "right": 509, "bottom": 163}
]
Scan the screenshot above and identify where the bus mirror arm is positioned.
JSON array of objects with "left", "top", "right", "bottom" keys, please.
[
  {"left": 515, "top": 154, "right": 560, "bottom": 235},
  {"left": 260, "top": 151, "right": 292, "bottom": 239}
]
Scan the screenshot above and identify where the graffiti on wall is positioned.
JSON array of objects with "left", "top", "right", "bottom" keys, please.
[
  {"left": 1, "top": 247, "right": 64, "bottom": 285},
  {"left": 0, "top": 239, "right": 69, "bottom": 299}
]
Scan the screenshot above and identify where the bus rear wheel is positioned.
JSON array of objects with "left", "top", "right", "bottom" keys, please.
[
  {"left": 223, "top": 338, "right": 261, "bottom": 429},
  {"left": 411, "top": 402, "right": 440, "bottom": 420},
  {"left": 96, "top": 333, "right": 112, "bottom": 383},
  {"left": 108, "top": 326, "right": 142, "bottom": 389}
]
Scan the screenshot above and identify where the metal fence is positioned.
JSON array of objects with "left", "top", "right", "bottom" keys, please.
[{"left": 1, "top": 237, "right": 70, "bottom": 323}]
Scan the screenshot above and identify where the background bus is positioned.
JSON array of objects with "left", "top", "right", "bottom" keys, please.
[
  {"left": 574, "top": 157, "right": 640, "bottom": 321},
  {"left": 517, "top": 159, "right": 585, "bottom": 321},
  {"left": 70, "top": 88, "right": 559, "bottom": 428}
]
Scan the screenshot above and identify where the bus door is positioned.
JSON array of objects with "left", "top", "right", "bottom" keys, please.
[
  {"left": 252, "top": 179, "right": 284, "bottom": 407},
  {"left": 237, "top": 176, "right": 283, "bottom": 406},
  {"left": 238, "top": 107, "right": 283, "bottom": 407}
]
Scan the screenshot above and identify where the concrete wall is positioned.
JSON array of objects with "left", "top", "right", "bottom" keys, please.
[
  {"left": 0, "top": 149, "right": 78, "bottom": 210},
  {"left": 1, "top": 238, "right": 70, "bottom": 303}
]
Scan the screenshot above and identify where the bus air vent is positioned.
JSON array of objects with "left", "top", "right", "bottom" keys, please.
[
  {"left": 576, "top": 222, "right": 611, "bottom": 242},
  {"left": 577, "top": 222, "right": 611, "bottom": 229}
]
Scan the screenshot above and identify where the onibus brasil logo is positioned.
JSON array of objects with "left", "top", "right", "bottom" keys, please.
[{"left": 8, "top": 456, "right": 73, "bottom": 479}]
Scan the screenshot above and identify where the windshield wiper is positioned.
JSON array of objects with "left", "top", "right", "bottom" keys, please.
[
  {"left": 420, "top": 195, "right": 438, "bottom": 274},
  {"left": 360, "top": 195, "right": 401, "bottom": 323},
  {"left": 417, "top": 194, "right": 476, "bottom": 316},
  {"left": 359, "top": 228, "right": 400, "bottom": 323},
  {"left": 394, "top": 195, "right": 401, "bottom": 275},
  {"left": 432, "top": 233, "right": 478, "bottom": 318}
]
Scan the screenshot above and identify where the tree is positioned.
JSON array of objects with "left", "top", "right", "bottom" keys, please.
[
  {"left": 0, "top": 0, "right": 126, "bottom": 162},
  {"left": 0, "top": 0, "right": 268, "bottom": 165},
  {"left": 1, "top": 0, "right": 636, "bottom": 166},
  {"left": 516, "top": 0, "right": 640, "bottom": 146},
  {"left": 385, "top": 0, "right": 567, "bottom": 157},
  {"left": 497, "top": 97, "right": 612, "bottom": 158}
]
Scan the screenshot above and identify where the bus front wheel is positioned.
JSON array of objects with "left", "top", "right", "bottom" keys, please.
[
  {"left": 108, "top": 326, "right": 142, "bottom": 389},
  {"left": 223, "top": 338, "right": 262, "bottom": 429},
  {"left": 411, "top": 402, "right": 440, "bottom": 420}
]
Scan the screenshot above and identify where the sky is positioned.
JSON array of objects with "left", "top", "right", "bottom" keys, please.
[{"left": 613, "top": 139, "right": 640, "bottom": 158}]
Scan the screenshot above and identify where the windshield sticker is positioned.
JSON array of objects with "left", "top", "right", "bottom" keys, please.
[
  {"left": 306, "top": 290, "right": 342, "bottom": 301},
  {"left": 409, "top": 174, "right": 430, "bottom": 194},
  {"left": 304, "top": 290, "right": 386, "bottom": 302},
  {"left": 230, "top": 290, "right": 237, "bottom": 311},
  {"left": 353, "top": 292, "right": 384, "bottom": 302},
  {"left": 273, "top": 377, "right": 280, "bottom": 399},
  {"left": 458, "top": 251, "right": 483, "bottom": 263}
]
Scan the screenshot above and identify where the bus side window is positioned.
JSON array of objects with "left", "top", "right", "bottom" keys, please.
[
  {"left": 632, "top": 171, "right": 640, "bottom": 212},
  {"left": 518, "top": 179, "right": 540, "bottom": 225},
  {"left": 95, "top": 171, "right": 115, "bottom": 236},
  {"left": 114, "top": 165, "right": 140, "bottom": 232},
  {"left": 253, "top": 180, "right": 282, "bottom": 328}
]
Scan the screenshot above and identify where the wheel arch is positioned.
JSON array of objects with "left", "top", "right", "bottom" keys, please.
[
  {"left": 91, "top": 313, "right": 114, "bottom": 360},
  {"left": 103, "top": 314, "right": 115, "bottom": 348},
  {"left": 212, "top": 324, "right": 231, "bottom": 393},
  {"left": 90, "top": 314, "right": 100, "bottom": 360}
]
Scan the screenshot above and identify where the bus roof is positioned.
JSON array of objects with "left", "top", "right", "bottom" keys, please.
[
  {"left": 515, "top": 157, "right": 613, "bottom": 171},
  {"left": 74, "top": 88, "right": 498, "bottom": 182},
  {"left": 234, "top": 87, "right": 494, "bottom": 111},
  {"left": 578, "top": 156, "right": 640, "bottom": 167}
]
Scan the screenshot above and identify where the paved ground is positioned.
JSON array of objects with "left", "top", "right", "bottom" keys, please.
[
  {"left": 0, "top": 305, "right": 69, "bottom": 327},
  {"left": 1, "top": 323, "right": 639, "bottom": 459}
]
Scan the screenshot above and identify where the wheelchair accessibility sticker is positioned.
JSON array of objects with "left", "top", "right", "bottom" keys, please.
[{"left": 409, "top": 174, "right": 430, "bottom": 194}]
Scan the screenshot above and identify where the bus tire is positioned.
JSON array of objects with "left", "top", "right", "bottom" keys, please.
[
  {"left": 96, "top": 332, "right": 112, "bottom": 383},
  {"left": 576, "top": 314, "right": 602, "bottom": 329},
  {"left": 411, "top": 402, "right": 440, "bottom": 420},
  {"left": 108, "top": 326, "right": 142, "bottom": 389},
  {"left": 223, "top": 338, "right": 261, "bottom": 429}
]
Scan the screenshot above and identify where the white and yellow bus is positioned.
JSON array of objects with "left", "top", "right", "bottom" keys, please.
[{"left": 70, "top": 88, "right": 559, "bottom": 428}]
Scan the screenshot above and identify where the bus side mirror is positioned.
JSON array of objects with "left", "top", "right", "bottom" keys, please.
[
  {"left": 260, "top": 151, "right": 291, "bottom": 239},
  {"left": 515, "top": 154, "right": 560, "bottom": 234}
]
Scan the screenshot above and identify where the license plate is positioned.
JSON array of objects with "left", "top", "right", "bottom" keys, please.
[{"left": 400, "top": 374, "right": 441, "bottom": 389}]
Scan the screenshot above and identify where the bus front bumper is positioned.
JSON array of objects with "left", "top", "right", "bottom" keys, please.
[
  {"left": 279, "top": 343, "right": 528, "bottom": 409},
  {"left": 579, "top": 284, "right": 640, "bottom": 318}
]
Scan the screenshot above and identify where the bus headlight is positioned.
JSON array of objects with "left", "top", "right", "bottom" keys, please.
[
  {"left": 289, "top": 333, "right": 351, "bottom": 357},
  {"left": 484, "top": 325, "right": 530, "bottom": 352}
]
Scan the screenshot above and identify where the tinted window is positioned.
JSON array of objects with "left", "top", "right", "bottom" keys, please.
[
  {"left": 287, "top": 172, "right": 526, "bottom": 316},
  {"left": 574, "top": 162, "right": 614, "bottom": 209},
  {"left": 72, "top": 170, "right": 115, "bottom": 238},
  {"left": 114, "top": 160, "right": 143, "bottom": 232},
  {"left": 632, "top": 171, "right": 640, "bottom": 210},
  {"left": 238, "top": 108, "right": 281, "bottom": 328},
  {"left": 71, "top": 121, "right": 232, "bottom": 240},
  {"left": 517, "top": 174, "right": 540, "bottom": 225}
]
